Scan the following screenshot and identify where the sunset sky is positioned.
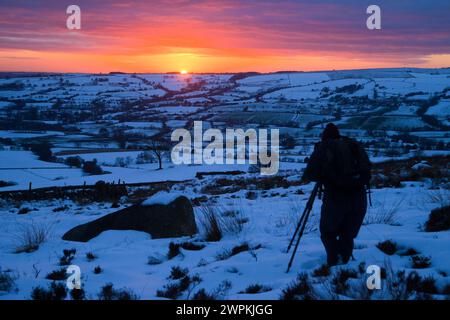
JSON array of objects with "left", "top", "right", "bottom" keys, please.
[{"left": 1, "top": 0, "right": 449, "bottom": 73}]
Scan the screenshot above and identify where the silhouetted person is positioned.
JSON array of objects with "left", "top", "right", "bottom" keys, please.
[{"left": 302, "top": 123, "right": 371, "bottom": 266}]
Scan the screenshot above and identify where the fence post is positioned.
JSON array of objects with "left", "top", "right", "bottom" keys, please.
[{"left": 28, "top": 182, "right": 32, "bottom": 200}]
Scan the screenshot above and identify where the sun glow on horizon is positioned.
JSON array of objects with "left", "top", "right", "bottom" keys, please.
[{"left": 180, "top": 69, "right": 188, "bottom": 75}]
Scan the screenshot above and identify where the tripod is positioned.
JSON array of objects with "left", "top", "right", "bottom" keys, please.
[{"left": 286, "top": 182, "right": 321, "bottom": 273}]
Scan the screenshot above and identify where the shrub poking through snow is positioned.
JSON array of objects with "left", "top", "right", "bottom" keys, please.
[
  {"left": 167, "top": 242, "right": 182, "bottom": 260},
  {"left": 86, "top": 252, "right": 97, "bottom": 261},
  {"left": 398, "top": 247, "right": 419, "bottom": 256},
  {"left": 384, "top": 264, "right": 440, "bottom": 300},
  {"left": 169, "top": 266, "right": 189, "bottom": 280},
  {"left": 404, "top": 272, "right": 438, "bottom": 297},
  {"left": 198, "top": 204, "right": 223, "bottom": 241},
  {"left": 411, "top": 255, "right": 431, "bottom": 269},
  {"left": 167, "top": 241, "right": 205, "bottom": 260},
  {"left": 383, "top": 261, "right": 427, "bottom": 300},
  {"left": 93, "top": 266, "right": 102, "bottom": 274},
  {"left": 385, "top": 269, "right": 411, "bottom": 300},
  {"left": 376, "top": 240, "right": 398, "bottom": 255},
  {"left": 156, "top": 283, "right": 185, "bottom": 299},
  {"left": 239, "top": 284, "right": 272, "bottom": 294},
  {"left": 415, "top": 276, "right": 438, "bottom": 295},
  {"left": 192, "top": 280, "right": 232, "bottom": 300},
  {"left": 230, "top": 242, "right": 250, "bottom": 256},
  {"left": 331, "top": 268, "right": 358, "bottom": 295},
  {"left": 213, "top": 280, "right": 232, "bottom": 299},
  {"left": 156, "top": 268, "right": 202, "bottom": 300},
  {"left": 280, "top": 273, "right": 316, "bottom": 300},
  {"left": 70, "top": 288, "right": 85, "bottom": 300},
  {"left": 425, "top": 205, "right": 450, "bottom": 232},
  {"left": 46, "top": 268, "right": 67, "bottom": 281},
  {"left": 31, "top": 282, "right": 67, "bottom": 300},
  {"left": 98, "top": 283, "right": 139, "bottom": 300},
  {"left": 312, "top": 264, "right": 331, "bottom": 277},
  {"left": 14, "top": 222, "right": 51, "bottom": 253},
  {"left": 0, "top": 269, "right": 16, "bottom": 292},
  {"left": 192, "top": 288, "right": 216, "bottom": 300},
  {"left": 216, "top": 242, "right": 261, "bottom": 261},
  {"left": 59, "top": 249, "right": 76, "bottom": 266}
]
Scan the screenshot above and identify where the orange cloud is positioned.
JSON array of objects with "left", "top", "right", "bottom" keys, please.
[{"left": 0, "top": 1, "right": 449, "bottom": 72}]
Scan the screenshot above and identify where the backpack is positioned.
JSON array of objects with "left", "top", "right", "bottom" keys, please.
[{"left": 319, "top": 137, "right": 371, "bottom": 189}]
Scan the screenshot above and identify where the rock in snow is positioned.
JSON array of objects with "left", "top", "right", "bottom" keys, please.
[
  {"left": 142, "top": 191, "right": 184, "bottom": 206},
  {"left": 62, "top": 195, "right": 197, "bottom": 242}
]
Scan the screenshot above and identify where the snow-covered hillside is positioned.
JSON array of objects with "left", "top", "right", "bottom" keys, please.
[{"left": 0, "top": 68, "right": 449, "bottom": 300}]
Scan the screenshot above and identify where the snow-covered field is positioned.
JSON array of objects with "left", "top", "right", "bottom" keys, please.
[
  {"left": 0, "top": 174, "right": 449, "bottom": 300},
  {"left": 0, "top": 68, "right": 449, "bottom": 300}
]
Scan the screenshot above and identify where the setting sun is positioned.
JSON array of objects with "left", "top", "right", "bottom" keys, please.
[{"left": 180, "top": 70, "right": 188, "bottom": 75}]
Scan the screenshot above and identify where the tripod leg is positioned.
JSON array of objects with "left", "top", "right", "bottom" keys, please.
[
  {"left": 286, "top": 204, "right": 314, "bottom": 273},
  {"left": 286, "top": 183, "right": 319, "bottom": 253},
  {"left": 286, "top": 206, "right": 308, "bottom": 253}
]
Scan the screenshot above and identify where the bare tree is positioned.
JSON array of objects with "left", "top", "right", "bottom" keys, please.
[{"left": 148, "top": 139, "right": 168, "bottom": 170}]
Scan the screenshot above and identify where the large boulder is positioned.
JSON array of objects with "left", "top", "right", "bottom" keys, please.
[{"left": 62, "top": 194, "right": 197, "bottom": 242}]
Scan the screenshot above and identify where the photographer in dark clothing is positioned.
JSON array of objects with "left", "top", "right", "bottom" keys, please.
[{"left": 302, "top": 123, "right": 371, "bottom": 266}]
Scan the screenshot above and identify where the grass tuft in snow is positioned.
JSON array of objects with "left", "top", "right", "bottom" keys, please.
[
  {"left": 364, "top": 197, "right": 403, "bottom": 225},
  {"left": 98, "top": 283, "right": 139, "bottom": 300},
  {"left": 168, "top": 266, "right": 189, "bottom": 280},
  {"left": 14, "top": 222, "right": 52, "bottom": 254},
  {"left": 425, "top": 189, "right": 450, "bottom": 208},
  {"left": 220, "top": 204, "right": 249, "bottom": 235},
  {"left": 239, "top": 283, "right": 272, "bottom": 294},
  {"left": 156, "top": 268, "right": 202, "bottom": 300},
  {"left": 312, "top": 264, "right": 331, "bottom": 277},
  {"left": 192, "top": 280, "right": 232, "bottom": 300},
  {"left": 383, "top": 261, "right": 438, "bottom": 300},
  {"left": 415, "top": 276, "right": 438, "bottom": 295},
  {"left": 215, "top": 242, "right": 262, "bottom": 261},
  {"left": 198, "top": 204, "right": 223, "bottom": 241},
  {"left": 191, "top": 288, "right": 216, "bottom": 300},
  {"left": 280, "top": 273, "right": 316, "bottom": 300},
  {"left": 330, "top": 268, "right": 358, "bottom": 295},
  {"left": 31, "top": 282, "right": 67, "bottom": 300}
]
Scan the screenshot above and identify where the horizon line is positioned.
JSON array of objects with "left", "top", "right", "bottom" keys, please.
[{"left": 1, "top": 66, "right": 449, "bottom": 76}]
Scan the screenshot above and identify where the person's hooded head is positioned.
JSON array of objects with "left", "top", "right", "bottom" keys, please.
[{"left": 322, "top": 123, "right": 340, "bottom": 141}]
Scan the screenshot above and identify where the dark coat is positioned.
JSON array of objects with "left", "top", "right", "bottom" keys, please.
[{"left": 302, "top": 137, "right": 370, "bottom": 264}]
